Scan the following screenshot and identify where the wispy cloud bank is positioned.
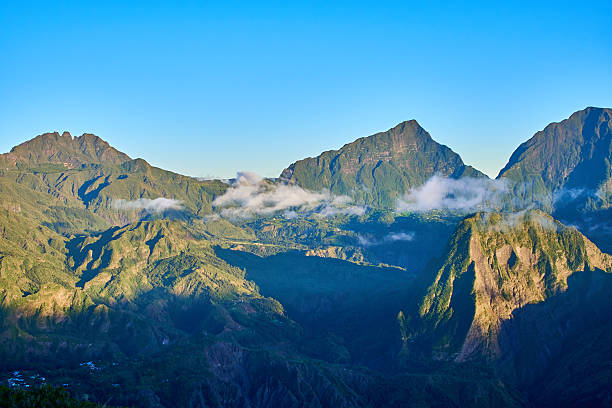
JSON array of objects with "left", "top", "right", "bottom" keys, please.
[
  {"left": 113, "top": 198, "right": 183, "bottom": 213},
  {"left": 553, "top": 188, "right": 587, "bottom": 204},
  {"left": 478, "top": 210, "right": 559, "bottom": 232},
  {"left": 553, "top": 187, "right": 609, "bottom": 206},
  {"left": 357, "top": 231, "right": 415, "bottom": 247},
  {"left": 584, "top": 218, "right": 612, "bottom": 235},
  {"left": 387, "top": 232, "right": 416, "bottom": 241},
  {"left": 397, "top": 175, "right": 508, "bottom": 213},
  {"left": 212, "top": 172, "right": 366, "bottom": 219}
]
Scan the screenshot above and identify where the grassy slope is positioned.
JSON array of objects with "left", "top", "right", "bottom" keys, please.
[{"left": 0, "top": 132, "right": 228, "bottom": 237}]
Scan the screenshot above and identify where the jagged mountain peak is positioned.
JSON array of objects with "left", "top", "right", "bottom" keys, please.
[
  {"left": 340, "top": 119, "right": 443, "bottom": 155},
  {"left": 3, "top": 131, "right": 131, "bottom": 168}
]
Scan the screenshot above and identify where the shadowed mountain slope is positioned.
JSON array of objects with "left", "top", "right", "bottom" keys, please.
[
  {"left": 498, "top": 107, "right": 611, "bottom": 201},
  {"left": 0, "top": 214, "right": 523, "bottom": 407},
  {"left": 497, "top": 107, "right": 612, "bottom": 251},
  {"left": 401, "top": 210, "right": 612, "bottom": 403}
]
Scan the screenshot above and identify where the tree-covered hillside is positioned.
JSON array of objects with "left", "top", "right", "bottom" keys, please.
[{"left": 281, "top": 120, "right": 485, "bottom": 208}]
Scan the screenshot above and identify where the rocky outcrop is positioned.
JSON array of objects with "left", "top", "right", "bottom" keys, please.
[{"left": 403, "top": 210, "right": 612, "bottom": 386}]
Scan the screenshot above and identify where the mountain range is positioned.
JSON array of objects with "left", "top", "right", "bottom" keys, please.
[{"left": 0, "top": 107, "right": 611, "bottom": 407}]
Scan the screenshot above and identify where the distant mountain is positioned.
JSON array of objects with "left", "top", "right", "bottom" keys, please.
[
  {"left": 1, "top": 131, "right": 131, "bottom": 168},
  {"left": 401, "top": 210, "right": 612, "bottom": 399},
  {"left": 281, "top": 120, "right": 486, "bottom": 208},
  {"left": 498, "top": 107, "right": 611, "bottom": 209},
  {"left": 497, "top": 107, "right": 612, "bottom": 251},
  {"left": 0, "top": 132, "right": 228, "bottom": 234}
]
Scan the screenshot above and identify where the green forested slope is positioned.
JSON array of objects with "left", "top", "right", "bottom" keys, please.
[
  {"left": 281, "top": 120, "right": 485, "bottom": 208},
  {"left": 0, "top": 133, "right": 228, "bottom": 235}
]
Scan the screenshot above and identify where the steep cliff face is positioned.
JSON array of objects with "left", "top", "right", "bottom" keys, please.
[
  {"left": 403, "top": 210, "right": 612, "bottom": 385},
  {"left": 281, "top": 120, "right": 485, "bottom": 208}
]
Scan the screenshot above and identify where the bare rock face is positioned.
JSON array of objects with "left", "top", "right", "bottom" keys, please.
[{"left": 403, "top": 210, "right": 612, "bottom": 385}]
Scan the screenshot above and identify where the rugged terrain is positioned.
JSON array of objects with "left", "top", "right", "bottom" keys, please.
[{"left": 0, "top": 108, "right": 611, "bottom": 407}]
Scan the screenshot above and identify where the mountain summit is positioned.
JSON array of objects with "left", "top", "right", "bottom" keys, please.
[
  {"left": 497, "top": 107, "right": 611, "bottom": 208},
  {"left": 281, "top": 120, "right": 485, "bottom": 208},
  {"left": 497, "top": 107, "right": 612, "bottom": 251},
  {"left": 1, "top": 131, "right": 131, "bottom": 168},
  {"left": 0, "top": 132, "right": 227, "bottom": 232}
]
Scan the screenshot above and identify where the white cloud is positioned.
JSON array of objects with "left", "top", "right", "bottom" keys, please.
[
  {"left": 283, "top": 210, "right": 298, "bottom": 219},
  {"left": 317, "top": 204, "right": 367, "bottom": 217},
  {"left": 233, "top": 171, "right": 264, "bottom": 185},
  {"left": 586, "top": 219, "right": 612, "bottom": 235},
  {"left": 203, "top": 213, "right": 221, "bottom": 222},
  {"left": 553, "top": 187, "right": 609, "bottom": 205},
  {"left": 387, "top": 232, "right": 416, "bottom": 242},
  {"left": 554, "top": 188, "right": 585, "bottom": 202},
  {"left": 212, "top": 172, "right": 366, "bottom": 219},
  {"left": 113, "top": 198, "right": 183, "bottom": 213},
  {"left": 397, "top": 175, "right": 508, "bottom": 213},
  {"left": 357, "top": 234, "right": 374, "bottom": 247},
  {"left": 356, "top": 231, "right": 415, "bottom": 247},
  {"left": 478, "top": 210, "right": 559, "bottom": 232}
]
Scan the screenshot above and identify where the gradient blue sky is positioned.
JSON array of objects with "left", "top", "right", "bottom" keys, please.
[{"left": 1, "top": 1, "right": 611, "bottom": 178}]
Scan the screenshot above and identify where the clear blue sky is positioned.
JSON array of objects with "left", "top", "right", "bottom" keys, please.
[{"left": 1, "top": 1, "right": 611, "bottom": 178}]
